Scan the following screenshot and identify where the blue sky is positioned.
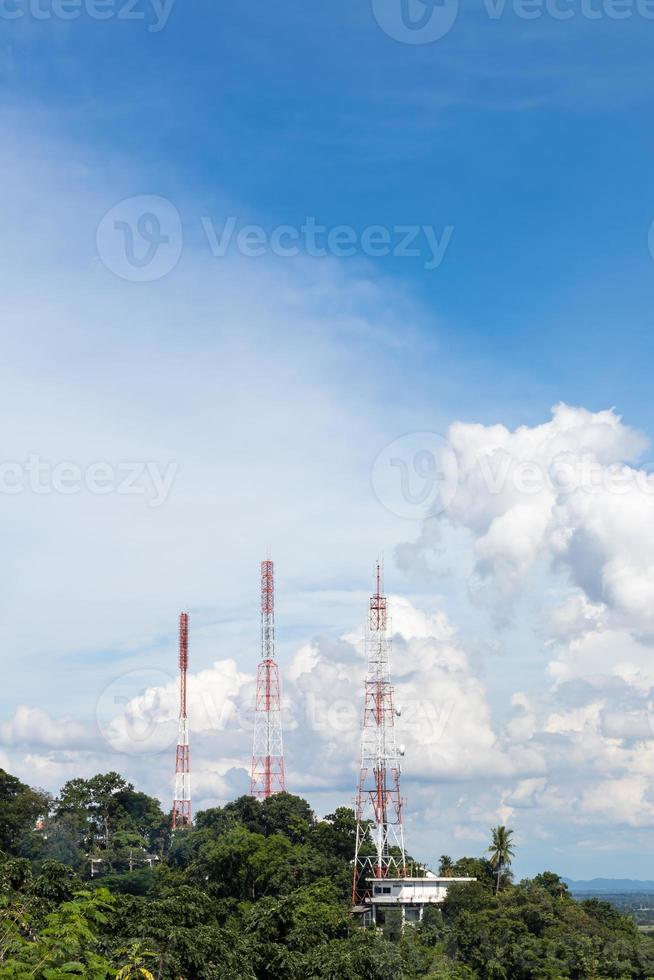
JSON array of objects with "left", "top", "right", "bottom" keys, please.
[
  {"left": 3, "top": 0, "right": 654, "bottom": 880},
  {"left": 7, "top": 1, "right": 654, "bottom": 426}
]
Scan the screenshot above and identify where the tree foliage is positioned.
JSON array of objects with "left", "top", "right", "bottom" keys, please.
[
  {"left": 0, "top": 770, "right": 49, "bottom": 857},
  {"left": 1, "top": 770, "right": 653, "bottom": 979},
  {"left": 487, "top": 826, "right": 515, "bottom": 896}
]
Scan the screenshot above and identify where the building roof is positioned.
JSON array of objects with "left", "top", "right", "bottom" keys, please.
[{"left": 366, "top": 876, "right": 476, "bottom": 884}]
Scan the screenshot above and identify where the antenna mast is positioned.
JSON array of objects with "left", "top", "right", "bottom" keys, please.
[
  {"left": 250, "top": 559, "right": 286, "bottom": 798},
  {"left": 172, "top": 612, "right": 192, "bottom": 829},
  {"left": 352, "top": 561, "right": 406, "bottom": 905}
]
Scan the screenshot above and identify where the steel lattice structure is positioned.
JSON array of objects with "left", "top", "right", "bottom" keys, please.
[
  {"left": 172, "top": 612, "right": 192, "bottom": 829},
  {"left": 250, "top": 559, "right": 286, "bottom": 798},
  {"left": 352, "top": 562, "right": 406, "bottom": 905}
]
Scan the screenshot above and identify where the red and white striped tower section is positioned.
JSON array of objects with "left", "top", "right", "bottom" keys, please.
[
  {"left": 250, "top": 559, "right": 286, "bottom": 799},
  {"left": 172, "top": 612, "right": 192, "bottom": 829},
  {"left": 352, "top": 562, "right": 407, "bottom": 906}
]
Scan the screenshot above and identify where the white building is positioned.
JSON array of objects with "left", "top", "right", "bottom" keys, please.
[{"left": 357, "top": 873, "right": 476, "bottom": 927}]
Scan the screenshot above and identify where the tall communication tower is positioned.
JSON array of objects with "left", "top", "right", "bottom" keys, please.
[
  {"left": 250, "top": 559, "right": 286, "bottom": 799},
  {"left": 352, "top": 561, "right": 406, "bottom": 906},
  {"left": 172, "top": 612, "right": 192, "bottom": 829}
]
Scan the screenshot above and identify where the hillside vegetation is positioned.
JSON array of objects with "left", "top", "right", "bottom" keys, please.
[{"left": 1, "top": 768, "right": 653, "bottom": 979}]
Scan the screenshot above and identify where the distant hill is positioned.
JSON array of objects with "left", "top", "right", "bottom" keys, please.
[{"left": 565, "top": 878, "right": 654, "bottom": 894}]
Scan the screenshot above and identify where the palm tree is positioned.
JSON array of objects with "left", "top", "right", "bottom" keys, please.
[
  {"left": 438, "top": 854, "right": 454, "bottom": 876},
  {"left": 487, "top": 825, "right": 515, "bottom": 895}
]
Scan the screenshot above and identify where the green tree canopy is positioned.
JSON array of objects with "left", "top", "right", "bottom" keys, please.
[
  {"left": 0, "top": 770, "right": 49, "bottom": 856},
  {"left": 2, "top": 766, "right": 653, "bottom": 980}
]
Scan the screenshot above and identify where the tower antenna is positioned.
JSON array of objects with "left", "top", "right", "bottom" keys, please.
[
  {"left": 352, "top": 561, "right": 406, "bottom": 905},
  {"left": 250, "top": 558, "right": 286, "bottom": 798},
  {"left": 172, "top": 612, "right": 192, "bottom": 829}
]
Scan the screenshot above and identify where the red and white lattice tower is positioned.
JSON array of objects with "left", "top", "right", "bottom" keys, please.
[
  {"left": 172, "top": 612, "right": 192, "bottom": 829},
  {"left": 352, "top": 561, "right": 407, "bottom": 905},
  {"left": 250, "top": 559, "right": 286, "bottom": 799}
]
